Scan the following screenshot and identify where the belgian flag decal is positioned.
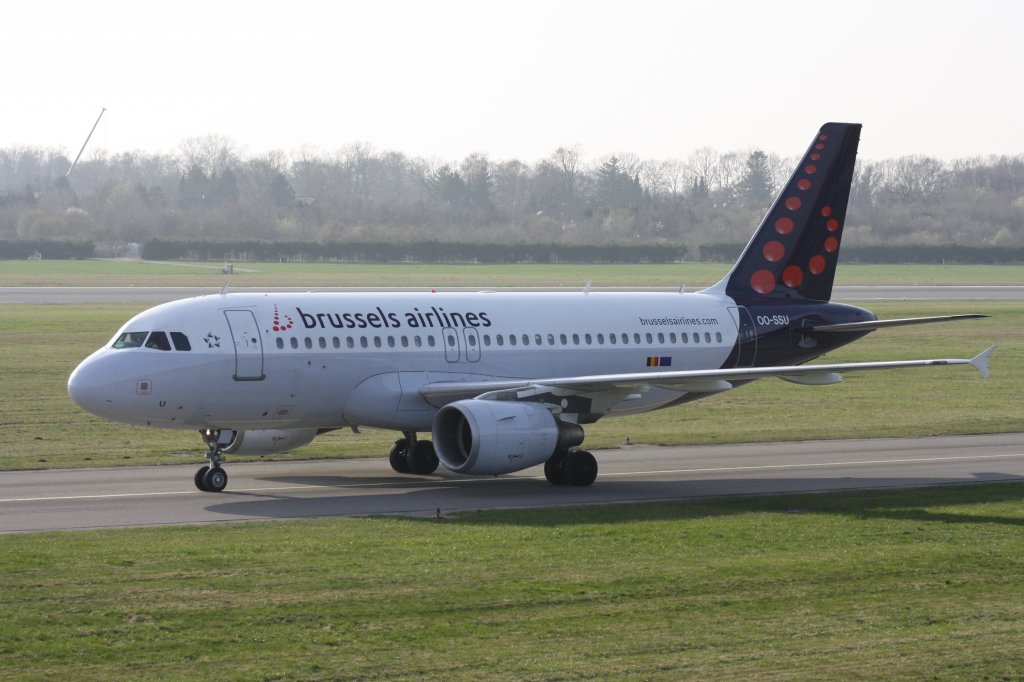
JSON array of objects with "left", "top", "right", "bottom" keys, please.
[{"left": 646, "top": 356, "right": 672, "bottom": 367}]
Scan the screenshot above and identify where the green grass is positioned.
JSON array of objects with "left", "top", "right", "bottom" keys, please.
[
  {"left": 0, "top": 301, "right": 1018, "bottom": 471},
  {"left": 1, "top": 259, "right": 1022, "bottom": 287},
  {"left": 2, "top": 484, "right": 1024, "bottom": 679}
]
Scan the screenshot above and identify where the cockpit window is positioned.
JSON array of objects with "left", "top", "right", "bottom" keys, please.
[
  {"left": 112, "top": 331, "right": 149, "bottom": 349},
  {"left": 145, "top": 331, "right": 172, "bottom": 351},
  {"left": 170, "top": 332, "right": 192, "bottom": 351}
]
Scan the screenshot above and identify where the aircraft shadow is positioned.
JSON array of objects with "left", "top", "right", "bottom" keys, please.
[{"left": 202, "top": 471, "right": 1024, "bottom": 528}]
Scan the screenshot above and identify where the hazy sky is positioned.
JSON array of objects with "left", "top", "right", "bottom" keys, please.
[{"left": 5, "top": 0, "right": 1021, "bottom": 163}]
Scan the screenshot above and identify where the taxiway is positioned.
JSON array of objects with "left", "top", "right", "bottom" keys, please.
[{"left": 1, "top": 433, "right": 1020, "bottom": 533}]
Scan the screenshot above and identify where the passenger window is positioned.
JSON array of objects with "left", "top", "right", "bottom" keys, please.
[
  {"left": 522, "top": 334, "right": 530, "bottom": 346},
  {"left": 497, "top": 335, "right": 504, "bottom": 346},
  {"left": 468, "top": 335, "right": 477, "bottom": 347},
  {"left": 414, "top": 336, "right": 423, "bottom": 348},
  {"left": 276, "top": 338, "right": 284, "bottom": 349},
  {"left": 572, "top": 333, "right": 580, "bottom": 345},
  {"left": 608, "top": 333, "right": 615, "bottom": 345},
  {"left": 170, "top": 332, "right": 192, "bottom": 351},
  {"left": 447, "top": 333, "right": 456, "bottom": 347},
  {"left": 535, "top": 333, "right": 542, "bottom": 346},
  {"left": 634, "top": 333, "right": 641, "bottom": 344},
  {"left": 387, "top": 336, "right": 396, "bottom": 348},
  {"left": 646, "top": 333, "right": 653, "bottom": 344},
  {"left": 360, "top": 337, "right": 368, "bottom": 348},
  {"left": 319, "top": 337, "right": 327, "bottom": 349},
  {"left": 347, "top": 337, "right": 355, "bottom": 349},
  {"left": 483, "top": 335, "right": 491, "bottom": 347},
  {"left": 145, "top": 331, "right": 172, "bottom": 351},
  {"left": 401, "top": 336, "right": 409, "bottom": 347},
  {"left": 112, "top": 331, "right": 149, "bottom": 349},
  {"left": 657, "top": 333, "right": 665, "bottom": 344},
  {"left": 560, "top": 334, "right": 567, "bottom": 345},
  {"left": 374, "top": 337, "right": 382, "bottom": 348},
  {"left": 290, "top": 337, "right": 299, "bottom": 349},
  {"left": 716, "top": 332, "right": 723, "bottom": 343},
  {"left": 509, "top": 335, "right": 517, "bottom": 346},
  {"left": 585, "top": 333, "right": 592, "bottom": 345},
  {"left": 546, "top": 334, "right": 554, "bottom": 345},
  {"left": 693, "top": 333, "right": 699, "bottom": 343},
  {"left": 669, "top": 333, "right": 677, "bottom": 344},
  {"left": 427, "top": 336, "right": 436, "bottom": 347},
  {"left": 705, "top": 332, "right": 712, "bottom": 343},
  {"left": 333, "top": 337, "right": 340, "bottom": 349},
  {"left": 682, "top": 334, "right": 688, "bottom": 344},
  {"left": 621, "top": 333, "right": 628, "bottom": 344},
  {"left": 304, "top": 338, "right": 313, "bottom": 349}
]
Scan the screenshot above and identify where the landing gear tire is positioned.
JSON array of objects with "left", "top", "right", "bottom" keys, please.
[
  {"left": 198, "top": 428, "right": 229, "bottom": 492},
  {"left": 544, "top": 450, "right": 569, "bottom": 485},
  {"left": 565, "top": 450, "right": 598, "bottom": 487},
  {"left": 389, "top": 438, "right": 412, "bottom": 474},
  {"left": 203, "top": 466, "right": 228, "bottom": 493},
  {"left": 194, "top": 465, "right": 211, "bottom": 491},
  {"left": 408, "top": 440, "right": 439, "bottom": 475}
]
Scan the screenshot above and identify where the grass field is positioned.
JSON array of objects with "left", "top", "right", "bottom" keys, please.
[
  {"left": 2, "top": 483, "right": 1024, "bottom": 680},
  {"left": 0, "top": 300, "right": 1019, "bottom": 472},
  {"left": 1, "top": 259, "right": 1023, "bottom": 287},
  {"left": 2, "top": 266, "right": 1022, "bottom": 679}
]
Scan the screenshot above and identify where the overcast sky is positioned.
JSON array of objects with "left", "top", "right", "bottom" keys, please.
[{"left": 5, "top": 0, "right": 1020, "bottom": 164}]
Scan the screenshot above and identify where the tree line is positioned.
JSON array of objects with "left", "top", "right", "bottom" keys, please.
[{"left": 1, "top": 134, "right": 1022, "bottom": 261}]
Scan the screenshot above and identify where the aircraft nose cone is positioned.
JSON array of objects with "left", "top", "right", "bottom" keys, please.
[{"left": 68, "top": 354, "right": 113, "bottom": 415}]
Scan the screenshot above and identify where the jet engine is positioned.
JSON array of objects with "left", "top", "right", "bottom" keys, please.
[
  {"left": 220, "top": 428, "right": 319, "bottom": 455},
  {"left": 432, "top": 400, "right": 584, "bottom": 475}
]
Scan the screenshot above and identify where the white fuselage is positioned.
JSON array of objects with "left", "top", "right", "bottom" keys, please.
[{"left": 68, "top": 290, "right": 742, "bottom": 432}]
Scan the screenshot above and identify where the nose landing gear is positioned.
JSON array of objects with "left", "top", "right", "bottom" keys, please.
[{"left": 195, "top": 428, "right": 230, "bottom": 492}]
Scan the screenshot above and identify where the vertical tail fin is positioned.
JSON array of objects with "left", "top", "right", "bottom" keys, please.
[{"left": 707, "top": 122, "right": 861, "bottom": 303}]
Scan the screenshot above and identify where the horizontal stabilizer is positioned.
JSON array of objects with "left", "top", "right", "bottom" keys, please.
[{"left": 808, "top": 314, "right": 988, "bottom": 333}]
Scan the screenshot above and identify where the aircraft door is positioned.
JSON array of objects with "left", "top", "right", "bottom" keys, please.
[
  {"left": 442, "top": 327, "right": 460, "bottom": 363},
  {"left": 462, "top": 327, "right": 481, "bottom": 362},
  {"left": 727, "top": 306, "right": 757, "bottom": 367},
  {"left": 224, "top": 310, "right": 265, "bottom": 380}
]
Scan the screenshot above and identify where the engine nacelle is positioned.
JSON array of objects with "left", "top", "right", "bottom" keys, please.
[
  {"left": 221, "top": 428, "right": 319, "bottom": 455},
  {"left": 432, "top": 400, "right": 584, "bottom": 475}
]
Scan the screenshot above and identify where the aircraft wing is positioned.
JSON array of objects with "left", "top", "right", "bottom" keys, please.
[{"left": 419, "top": 346, "right": 996, "bottom": 407}]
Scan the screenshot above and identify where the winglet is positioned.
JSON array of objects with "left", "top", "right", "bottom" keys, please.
[{"left": 970, "top": 345, "right": 997, "bottom": 379}]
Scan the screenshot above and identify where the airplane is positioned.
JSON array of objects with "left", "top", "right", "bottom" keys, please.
[{"left": 68, "top": 122, "right": 995, "bottom": 493}]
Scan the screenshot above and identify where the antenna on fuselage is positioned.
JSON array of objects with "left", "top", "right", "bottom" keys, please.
[
  {"left": 219, "top": 283, "right": 230, "bottom": 296},
  {"left": 583, "top": 280, "right": 592, "bottom": 295}
]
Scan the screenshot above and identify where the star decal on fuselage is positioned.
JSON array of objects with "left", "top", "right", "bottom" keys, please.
[{"left": 204, "top": 333, "right": 221, "bottom": 348}]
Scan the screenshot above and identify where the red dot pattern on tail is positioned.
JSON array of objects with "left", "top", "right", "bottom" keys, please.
[{"left": 747, "top": 130, "right": 843, "bottom": 295}]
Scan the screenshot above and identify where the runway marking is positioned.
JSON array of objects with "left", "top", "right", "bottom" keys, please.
[
  {"left": 599, "top": 452, "right": 1024, "bottom": 478},
  {"left": 1, "top": 452, "right": 1021, "bottom": 504}
]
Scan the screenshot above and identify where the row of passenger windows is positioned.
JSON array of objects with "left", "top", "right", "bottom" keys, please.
[
  {"left": 112, "top": 331, "right": 192, "bottom": 351},
  {"left": 274, "top": 330, "right": 725, "bottom": 350}
]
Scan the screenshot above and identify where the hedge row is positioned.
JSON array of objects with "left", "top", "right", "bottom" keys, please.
[
  {"left": 700, "top": 242, "right": 1024, "bottom": 265},
  {"left": 3, "top": 239, "right": 1023, "bottom": 264},
  {"left": 0, "top": 240, "right": 95, "bottom": 260},
  {"left": 139, "top": 239, "right": 690, "bottom": 264}
]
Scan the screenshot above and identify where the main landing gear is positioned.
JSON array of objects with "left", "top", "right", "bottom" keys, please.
[
  {"left": 544, "top": 449, "right": 598, "bottom": 487},
  {"left": 195, "top": 428, "right": 229, "bottom": 492},
  {"left": 389, "top": 432, "right": 440, "bottom": 475}
]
